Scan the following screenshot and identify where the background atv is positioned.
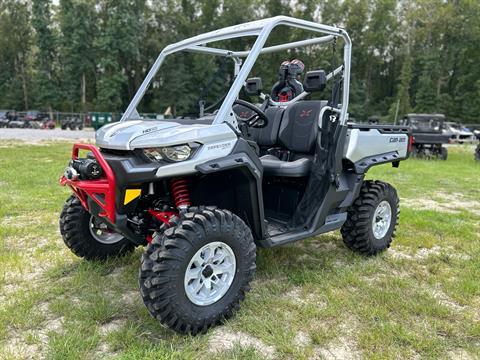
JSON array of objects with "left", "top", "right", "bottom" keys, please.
[
  {"left": 0, "top": 110, "right": 16, "bottom": 128},
  {"left": 443, "top": 121, "right": 476, "bottom": 144},
  {"left": 400, "top": 113, "right": 450, "bottom": 160},
  {"left": 61, "top": 117, "right": 84, "bottom": 130},
  {"left": 59, "top": 16, "right": 410, "bottom": 335}
]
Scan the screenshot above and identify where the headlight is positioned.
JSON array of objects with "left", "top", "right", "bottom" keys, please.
[{"left": 143, "top": 144, "right": 194, "bottom": 163}]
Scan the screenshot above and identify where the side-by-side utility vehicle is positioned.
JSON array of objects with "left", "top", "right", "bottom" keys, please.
[
  {"left": 400, "top": 113, "right": 450, "bottom": 160},
  {"left": 59, "top": 17, "right": 411, "bottom": 335}
]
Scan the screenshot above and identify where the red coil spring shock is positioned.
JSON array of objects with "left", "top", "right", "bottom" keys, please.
[{"left": 170, "top": 178, "right": 191, "bottom": 210}]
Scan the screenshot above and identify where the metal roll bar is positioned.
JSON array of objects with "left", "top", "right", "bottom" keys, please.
[{"left": 121, "top": 15, "right": 351, "bottom": 127}]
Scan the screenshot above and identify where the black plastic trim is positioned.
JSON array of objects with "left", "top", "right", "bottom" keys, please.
[
  {"left": 354, "top": 151, "right": 403, "bottom": 173},
  {"left": 87, "top": 198, "right": 145, "bottom": 245},
  {"left": 195, "top": 138, "right": 266, "bottom": 240}
]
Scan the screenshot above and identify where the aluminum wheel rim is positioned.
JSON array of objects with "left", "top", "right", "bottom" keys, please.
[
  {"left": 184, "top": 241, "right": 236, "bottom": 306},
  {"left": 89, "top": 216, "right": 124, "bottom": 245},
  {"left": 372, "top": 200, "right": 392, "bottom": 240}
]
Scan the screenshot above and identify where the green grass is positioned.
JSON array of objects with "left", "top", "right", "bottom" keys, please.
[{"left": 0, "top": 141, "right": 479, "bottom": 359}]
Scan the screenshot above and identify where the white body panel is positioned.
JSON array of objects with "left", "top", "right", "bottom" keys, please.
[
  {"left": 95, "top": 120, "right": 239, "bottom": 178},
  {"left": 96, "top": 121, "right": 237, "bottom": 150},
  {"left": 344, "top": 128, "right": 408, "bottom": 163}
]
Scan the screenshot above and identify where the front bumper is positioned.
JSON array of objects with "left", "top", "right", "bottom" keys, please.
[
  {"left": 60, "top": 143, "right": 117, "bottom": 223},
  {"left": 60, "top": 143, "right": 161, "bottom": 244}
]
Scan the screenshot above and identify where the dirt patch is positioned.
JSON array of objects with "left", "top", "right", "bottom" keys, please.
[
  {"left": 207, "top": 328, "right": 276, "bottom": 359},
  {"left": 121, "top": 290, "right": 140, "bottom": 307},
  {"left": 93, "top": 342, "right": 116, "bottom": 359},
  {"left": 389, "top": 245, "right": 470, "bottom": 261},
  {"left": 311, "top": 336, "right": 361, "bottom": 360},
  {"left": 99, "top": 319, "right": 126, "bottom": 335},
  {"left": 107, "top": 266, "right": 126, "bottom": 279},
  {"left": 284, "top": 287, "right": 327, "bottom": 309},
  {"left": 44, "top": 317, "right": 64, "bottom": 333},
  {"left": 2, "top": 314, "right": 64, "bottom": 359},
  {"left": 429, "top": 288, "right": 466, "bottom": 313},
  {"left": 448, "top": 349, "right": 475, "bottom": 360},
  {"left": 311, "top": 318, "right": 361, "bottom": 360},
  {"left": 360, "top": 269, "right": 409, "bottom": 285},
  {"left": 294, "top": 331, "right": 310, "bottom": 348},
  {"left": 2, "top": 334, "right": 41, "bottom": 360},
  {"left": 402, "top": 192, "right": 480, "bottom": 216}
]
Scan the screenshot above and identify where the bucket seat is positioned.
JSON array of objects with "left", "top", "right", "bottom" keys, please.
[
  {"left": 260, "top": 100, "right": 327, "bottom": 177},
  {"left": 233, "top": 105, "right": 285, "bottom": 149}
]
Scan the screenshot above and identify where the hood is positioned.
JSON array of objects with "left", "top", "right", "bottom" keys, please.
[{"left": 95, "top": 120, "right": 237, "bottom": 150}]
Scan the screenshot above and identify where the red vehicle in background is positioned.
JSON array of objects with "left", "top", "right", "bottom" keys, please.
[{"left": 25, "top": 110, "right": 55, "bottom": 129}]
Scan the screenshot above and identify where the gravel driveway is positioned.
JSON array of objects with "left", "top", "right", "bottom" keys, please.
[{"left": 0, "top": 128, "right": 95, "bottom": 141}]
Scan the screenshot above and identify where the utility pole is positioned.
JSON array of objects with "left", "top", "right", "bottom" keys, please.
[{"left": 394, "top": 99, "right": 400, "bottom": 125}]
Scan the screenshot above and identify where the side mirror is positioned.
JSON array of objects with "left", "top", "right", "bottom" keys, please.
[
  {"left": 303, "top": 70, "right": 326, "bottom": 92},
  {"left": 245, "top": 77, "right": 262, "bottom": 96}
]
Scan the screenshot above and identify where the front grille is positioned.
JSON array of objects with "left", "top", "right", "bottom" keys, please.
[{"left": 100, "top": 148, "right": 133, "bottom": 156}]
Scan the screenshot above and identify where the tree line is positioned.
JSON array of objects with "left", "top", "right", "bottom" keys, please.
[{"left": 0, "top": 0, "right": 479, "bottom": 123}]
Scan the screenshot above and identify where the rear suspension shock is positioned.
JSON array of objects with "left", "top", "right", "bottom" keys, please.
[{"left": 170, "top": 178, "right": 191, "bottom": 212}]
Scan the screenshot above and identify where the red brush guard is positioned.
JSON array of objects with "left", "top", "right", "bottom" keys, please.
[{"left": 60, "top": 143, "right": 116, "bottom": 223}]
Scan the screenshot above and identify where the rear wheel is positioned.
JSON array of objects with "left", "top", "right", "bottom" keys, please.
[
  {"left": 139, "top": 207, "right": 256, "bottom": 335},
  {"left": 440, "top": 146, "right": 448, "bottom": 160},
  {"left": 59, "top": 195, "right": 134, "bottom": 260},
  {"left": 341, "top": 180, "right": 399, "bottom": 256}
]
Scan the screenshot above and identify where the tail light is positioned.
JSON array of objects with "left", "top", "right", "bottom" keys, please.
[{"left": 408, "top": 135, "right": 414, "bottom": 154}]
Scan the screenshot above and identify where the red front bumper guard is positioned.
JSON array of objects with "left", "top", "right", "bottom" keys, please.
[{"left": 60, "top": 143, "right": 116, "bottom": 223}]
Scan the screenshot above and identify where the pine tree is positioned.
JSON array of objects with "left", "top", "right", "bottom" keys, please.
[
  {"left": 32, "top": 0, "right": 58, "bottom": 111},
  {"left": 389, "top": 53, "right": 412, "bottom": 121},
  {"left": 96, "top": 0, "right": 146, "bottom": 112},
  {"left": 0, "top": 1, "right": 32, "bottom": 109},
  {"left": 59, "top": 0, "right": 97, "bottom": 112},
  {"left": 415, "top": 52, "right": 438, "bottom": 113}
]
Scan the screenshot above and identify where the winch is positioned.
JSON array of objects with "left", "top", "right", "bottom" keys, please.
[{"left": 64, "top": 157, "right": 103, "bottom": 180}]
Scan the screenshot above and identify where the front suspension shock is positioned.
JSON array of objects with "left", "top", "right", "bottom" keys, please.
[{"left": 170, "top": 178, "right": 191, "bottom": 211}]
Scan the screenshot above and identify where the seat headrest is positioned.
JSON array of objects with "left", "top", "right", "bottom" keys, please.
[{"left": 278, "top": 101, "right": 327, "bottom": 153}]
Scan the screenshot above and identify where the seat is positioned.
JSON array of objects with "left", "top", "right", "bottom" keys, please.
[
  {"left": 260, "top": 100, "right": 327, "bottom": 177},
  {"left": 233, "top": 105, "right": 285, "bottom": 147},
  {"left": 261, "top": 154, "right": 312, "bottom": 177}
]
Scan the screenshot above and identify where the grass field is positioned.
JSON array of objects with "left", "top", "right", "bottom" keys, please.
[{"left": 0, "top": 141, "right": 479, "bottom": 359}]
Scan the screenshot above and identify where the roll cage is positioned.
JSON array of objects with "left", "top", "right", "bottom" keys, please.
[{"left": 121, "top": 16, "right": 352, "bottom": 127}]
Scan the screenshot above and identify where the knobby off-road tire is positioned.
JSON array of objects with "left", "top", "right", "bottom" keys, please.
[
  {"left": 139, "top": 207, "right": 256, "bottom": 335},
  {"left": 59, "top": 195, "right": 134, "bottom": 260},
  {"left": 341, "top": 180, "right": 399, "bottom": 256}
]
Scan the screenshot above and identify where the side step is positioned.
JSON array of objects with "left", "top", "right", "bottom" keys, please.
[{"left": 259, "top": 213, "right": 347, "bottom": 248}]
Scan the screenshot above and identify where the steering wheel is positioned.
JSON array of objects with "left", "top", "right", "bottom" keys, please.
[{"left": 233, "top": 99, "right": 268, "bottom": 128}]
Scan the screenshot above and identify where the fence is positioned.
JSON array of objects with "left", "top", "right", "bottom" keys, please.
[{"left": 13, "top": 111, "right": 164, "bottom": 130}]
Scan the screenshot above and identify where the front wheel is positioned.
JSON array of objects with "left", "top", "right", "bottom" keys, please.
[
  {"left": 139, "top": 207, "right": 256, "bottom": 335},
  {"left": 59, "top": 195, "right": 135, "bottom": 260},
  {"left": 341, "top": 180, "right": 399, "bottom": 256}
]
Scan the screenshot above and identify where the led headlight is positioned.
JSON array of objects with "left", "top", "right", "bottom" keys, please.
[{"left": 143, "top": 144, "right": 193, "bottom": 163}]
